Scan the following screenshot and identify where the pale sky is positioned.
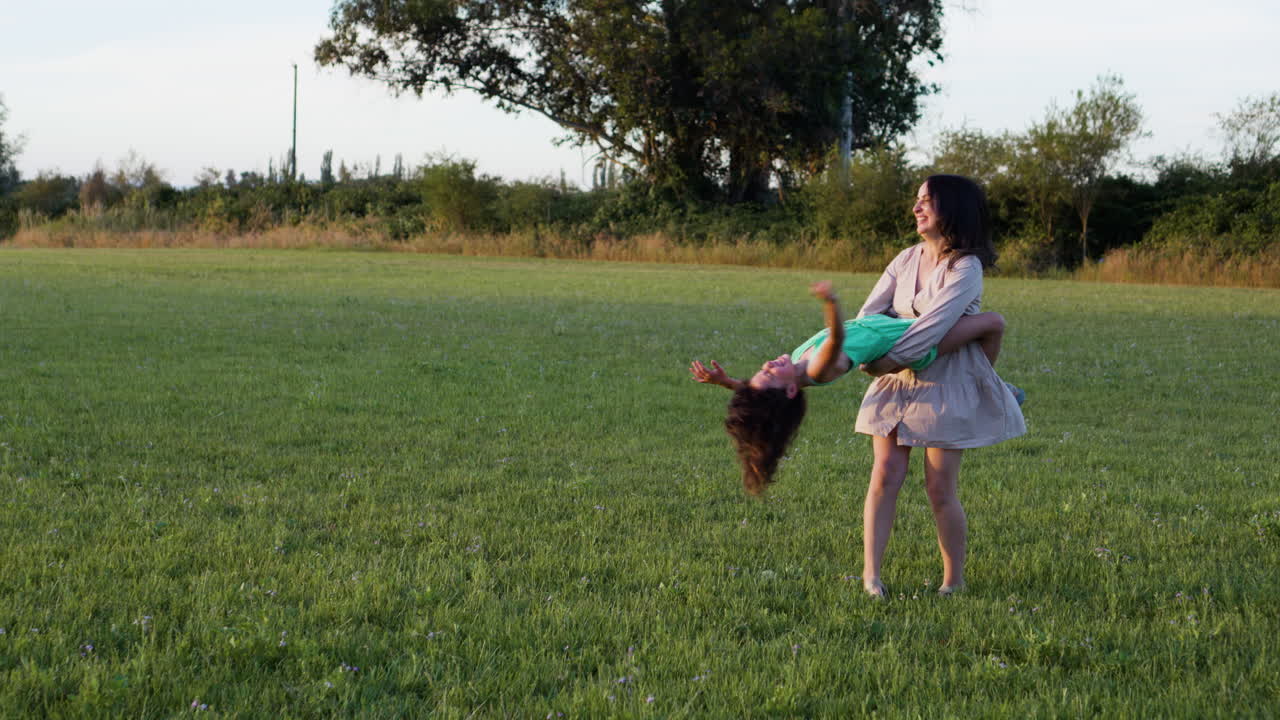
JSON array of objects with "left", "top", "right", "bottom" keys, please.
[{"left": 3, "top": 1, "right": 1276, "bottom": 188}]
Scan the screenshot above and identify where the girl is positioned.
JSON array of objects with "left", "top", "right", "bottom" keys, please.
[{"left": 690, "top": 280, "right": 1016, "bottom": 496}]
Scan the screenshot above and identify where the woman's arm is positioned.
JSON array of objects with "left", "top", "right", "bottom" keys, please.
[
  {"left": 880, "top": 256, "right": 983, "bottom": 369},
  {"left": 804, "top": 281, "right": 852, "bottom": 384}
]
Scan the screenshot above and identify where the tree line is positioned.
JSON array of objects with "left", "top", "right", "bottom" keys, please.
[
  {"left": 3, "top": 87, "right": 1276, "bottom": 273},
  {"left": 1, "top": 0, "right": 1277, "bottom": 276}
]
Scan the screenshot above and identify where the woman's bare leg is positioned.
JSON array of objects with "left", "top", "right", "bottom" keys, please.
[
  {"left": 923, "top": 446, "right": 966, "bottom": 591},
  {"left": 935, "top": 312, "right": 1005, "bottom": 366},
  {"left": 863, "top": 430, "right": 911, "bottom": 596}
]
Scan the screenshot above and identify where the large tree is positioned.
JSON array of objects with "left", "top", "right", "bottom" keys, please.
[{"left": 315, "top": 0, "right": 943, "bottom": 202}]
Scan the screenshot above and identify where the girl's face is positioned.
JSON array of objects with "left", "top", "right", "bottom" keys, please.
[
  {"left": 913, "top": 182, "right": 940, "bottom": 239},
  {"left": 749, "top": 354, "right": 800, "bottom": 396}
]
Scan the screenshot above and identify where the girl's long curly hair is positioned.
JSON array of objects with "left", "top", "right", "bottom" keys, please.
[{"left": 724, "top": 386, "right": 807, "bottom": 496}]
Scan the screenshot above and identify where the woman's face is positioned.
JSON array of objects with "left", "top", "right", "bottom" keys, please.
[{"left": 913, "top": 182, "right": 940, "bottom": 239}]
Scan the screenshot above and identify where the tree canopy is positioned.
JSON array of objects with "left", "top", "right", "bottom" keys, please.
[
  {"left": 315, "top": 0, "right": 944, "bottom": 202},
  {"left": 1217, "top": 92, "right": 1280, "bottom": 180}
]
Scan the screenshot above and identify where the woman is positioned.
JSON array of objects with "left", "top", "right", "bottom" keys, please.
[{"left": 855, "top": 174, "right": 1025, "bottom": 597}]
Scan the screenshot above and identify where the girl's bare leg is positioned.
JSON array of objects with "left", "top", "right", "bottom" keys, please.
[
  {"left": 863, "top": 430, "right": 911, "bottom": 596},
  {"left": 923, "top": 447, "right": 967, "bottom": 592},
  {"left": 935, "top": 312, "right": 1005, "bottom": 366}
]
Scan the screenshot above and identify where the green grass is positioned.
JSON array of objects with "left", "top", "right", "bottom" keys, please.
[{"left": 1, "top": 249, "right": 1278, "bottom": 718}]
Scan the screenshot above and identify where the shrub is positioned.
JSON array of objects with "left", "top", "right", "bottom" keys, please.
[
  {"left": 417, "top": 157, "right": 499, "bottom": 232},
  {"left": 13, "top": 173, "right": 79, "bottom": 218}
]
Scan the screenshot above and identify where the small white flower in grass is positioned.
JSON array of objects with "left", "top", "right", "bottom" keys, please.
[
  {"left": 325, "top": 681, "right": 333, "bottom": 689},
  {"left": 646, "top": 696, "right": 654, "bottom": 703}
]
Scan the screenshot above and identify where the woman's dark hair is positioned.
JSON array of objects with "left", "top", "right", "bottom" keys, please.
[
  {"left": 724, "top": 386, "right": 807, "bottom": 496},
  {"left": 925, "top": 173, "right": 997, "bottom": 270}
]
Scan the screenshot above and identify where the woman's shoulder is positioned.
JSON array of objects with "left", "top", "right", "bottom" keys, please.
[
  {"left": 889, "top": 244, "right": 921, "bottom": 268},
  {"left": 948, "top": 253, "right": 984, "bottom": 276}
]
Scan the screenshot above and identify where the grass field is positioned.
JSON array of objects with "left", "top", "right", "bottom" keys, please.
[{"left": 1, "top": 249, "right": 1278, "bottom": 718}]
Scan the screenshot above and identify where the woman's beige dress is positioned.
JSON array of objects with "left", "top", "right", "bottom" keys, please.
[{"left": 855, "top": 244, "right": 1026, "bottom": 449}]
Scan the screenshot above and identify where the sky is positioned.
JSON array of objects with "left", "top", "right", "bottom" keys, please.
[{"left": 2, "top": 1, "right": 1277, "bottom": 188}]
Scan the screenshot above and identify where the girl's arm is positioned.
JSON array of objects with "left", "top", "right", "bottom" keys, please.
[
  {"left": 804, "top": 281, "right": 852, "bottom": 384},
  {"left": 690, "top": 360, "right": 744, "bottom": 391}
]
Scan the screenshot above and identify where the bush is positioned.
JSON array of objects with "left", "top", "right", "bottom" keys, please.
[
  {"left": 13, "top": 173, "right": 79, "bottom": 218},
  {"left": 417, "top": 158, "right": 499, "bottom": 232},
  {"left": 1144, "top": 182, "right": 1280, "bottom": 256},
  {"left": 797, "top": 146, "right": 916, "bottom": 255}
]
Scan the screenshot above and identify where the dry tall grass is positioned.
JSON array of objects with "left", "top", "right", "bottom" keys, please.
[
  {"left": 1079, "top": 247, "right": 1280, "bottom": 288},
  {"left": 7, "top": 225, "right": 391, "bottom": 251},
  {"left": 396, "top": 230, "right": 902, "bottom": 272},
  {"left": 9, "top": 223, "right": 1280, "bottom": 287},
  {"left": 7, "top": 223, "right": 900, "bottom": 273}
]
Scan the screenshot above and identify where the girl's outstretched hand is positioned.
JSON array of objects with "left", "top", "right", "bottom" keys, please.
[
  {"left": 690, "top": 360, "right": 731, "bottom": 386},
  {"left": 810, "top": 281, "right": 837, "bottom": 302}
]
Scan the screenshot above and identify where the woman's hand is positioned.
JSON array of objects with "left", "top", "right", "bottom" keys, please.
[{"left": 860, "top": 354, "right": 902, "bottom": 377}]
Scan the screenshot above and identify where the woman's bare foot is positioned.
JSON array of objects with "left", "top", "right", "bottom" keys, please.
[
  {"left": 864, "top": 579, "right": 888, "bottom": 598},
  {"left": 937, "top": 583, "right": 965, "bottom": 597}
]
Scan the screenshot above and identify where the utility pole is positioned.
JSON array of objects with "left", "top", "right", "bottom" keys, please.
[{"left": 290, "top": 63, "right": 298, "bottom": 182}]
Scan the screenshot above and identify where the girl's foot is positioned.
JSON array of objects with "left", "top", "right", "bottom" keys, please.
[
  {"left": 937, "top": 583, "right": 965, "bottom": 597},
  {"left": 1004, "top": 381, "right": 1026, "bottom": 406},
  {"left": 864, "top": 579, "right": 887, "bottom": 598}
]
